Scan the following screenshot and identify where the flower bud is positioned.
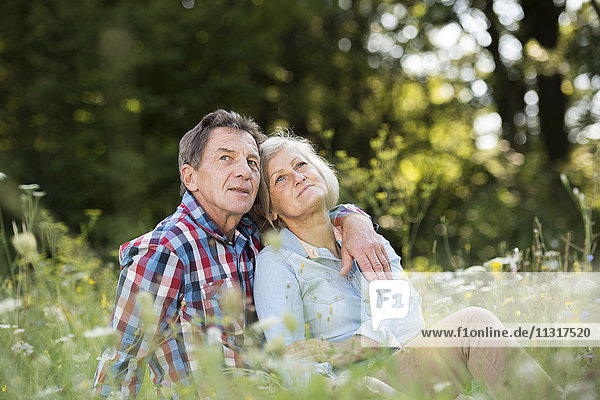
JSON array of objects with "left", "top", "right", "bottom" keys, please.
[{"left": 11, "top": 231, "right": 37, "bottom": 261}]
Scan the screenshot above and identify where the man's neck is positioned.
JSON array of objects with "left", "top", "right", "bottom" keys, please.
[{"left": 189, "top": 194, "right": 242, "bottom": 241}]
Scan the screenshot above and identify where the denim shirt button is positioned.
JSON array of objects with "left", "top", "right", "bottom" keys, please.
[{"left": 347, "top": 275, "right": 353, "bottom": 282}]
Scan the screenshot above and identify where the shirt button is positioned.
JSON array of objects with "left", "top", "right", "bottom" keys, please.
[{"left": 347, "top": 275, "right": 353, "bottom": 282}]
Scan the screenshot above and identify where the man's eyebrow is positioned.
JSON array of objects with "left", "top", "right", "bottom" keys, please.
[{"left": 216, "top": 148, "right": 235, "bottom": 153}]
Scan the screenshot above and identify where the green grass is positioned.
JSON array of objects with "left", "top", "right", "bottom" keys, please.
[{"left": 0, "top": 184, "right": 598, "bottom": 399}]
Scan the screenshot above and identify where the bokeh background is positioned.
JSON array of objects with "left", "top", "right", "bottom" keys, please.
[{"left": 1, "top": 0, "right": 598, "bottom": 270}]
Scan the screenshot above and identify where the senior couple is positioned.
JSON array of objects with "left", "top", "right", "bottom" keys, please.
[{"left": 94, "top": 110, "right": 560, "bottom": 399}]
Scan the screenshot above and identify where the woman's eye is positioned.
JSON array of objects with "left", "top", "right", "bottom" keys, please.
[
  {"left": 275, "top": 175, "right": 285, "bottom": 184},
  {"left": 295, "top": 161, "right": 307, "bottom": 169}
]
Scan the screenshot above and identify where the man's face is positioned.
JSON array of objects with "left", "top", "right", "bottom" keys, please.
[{"left": 187, "top": 127, "right": 260, "bottom": 230}]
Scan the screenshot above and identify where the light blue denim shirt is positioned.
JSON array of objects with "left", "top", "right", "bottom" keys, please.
[{"left": 253, "top": 227, "right": 424, "bottom": 385}]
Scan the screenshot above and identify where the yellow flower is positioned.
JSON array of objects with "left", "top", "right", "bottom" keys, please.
[
  {"left": 464, "top": 292, "right": 473, "bottom": 299},
  {"left": 76, "top": 287, "right": 82, "bottom": 293},
  {"left": 100, "top": 294, "right": 110, "bottom": 310},
  {"left": 2, "top": 385, "right": 6, "bottom": 392},
  {"left": 491, "top": 261, "right": 502, "bottom": 272}
]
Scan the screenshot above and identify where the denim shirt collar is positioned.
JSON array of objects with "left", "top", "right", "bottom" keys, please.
[
  {"left": 278, "top": 227, "right": 343, "bottom": 261},
  {"left": 181, "top": 190, "right": 257, "bottom": 244}
]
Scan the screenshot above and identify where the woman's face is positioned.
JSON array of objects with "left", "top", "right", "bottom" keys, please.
[{"left": 266, "top": 145, "right": 328, "bottom": 222}]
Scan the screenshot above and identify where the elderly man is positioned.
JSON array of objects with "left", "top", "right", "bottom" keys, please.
[{"left": 93, "top": 109, "right": 389, "bottom": 397}]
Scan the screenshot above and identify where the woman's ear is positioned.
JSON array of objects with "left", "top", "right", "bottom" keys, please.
[{"left": 268, "top": 211, "right": 278, "bottom": 221}]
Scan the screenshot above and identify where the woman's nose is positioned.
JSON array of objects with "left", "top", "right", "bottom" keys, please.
[{"left": 292, "top": 171, "right": 306, "bottom": 185}]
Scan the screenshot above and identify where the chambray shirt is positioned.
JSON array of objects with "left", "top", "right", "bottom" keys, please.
[{"left": 253, "top": 227, "right": 424, "bottom": 383}]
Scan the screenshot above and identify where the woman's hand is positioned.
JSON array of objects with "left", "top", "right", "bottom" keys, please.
[{"left": 284, "top": 336, "right": 381, "bottom": 367}]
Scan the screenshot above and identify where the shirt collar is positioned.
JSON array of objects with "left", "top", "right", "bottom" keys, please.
[
  {"left": 278, "top": 226, "right": 342, "bottom": 260},
  {"left": 181, "top": 190, "right": 257, "bottom": 243}
]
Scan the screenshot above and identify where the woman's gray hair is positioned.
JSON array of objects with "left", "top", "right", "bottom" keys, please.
[{"left": 256, "top": 128, "right": 339, "bottom": 230}]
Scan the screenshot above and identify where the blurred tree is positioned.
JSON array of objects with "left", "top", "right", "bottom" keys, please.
[{"left": 0, "top": 0, "right": 597, "bottom": 269}]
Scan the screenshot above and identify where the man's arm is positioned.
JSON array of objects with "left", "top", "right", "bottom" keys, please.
[
  {"left": 93, "top": 243, "right": 184, "bottom": 398},
  {"left": 354, "top": 236, "right": 425, "bottom": 346},
  {"left": 329, "top": 204, "right": 391, "bottom": 280}
]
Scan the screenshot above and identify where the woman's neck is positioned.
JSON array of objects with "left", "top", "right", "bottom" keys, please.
[{"left": 282, "top": 209, "right": 340, "bottom": 258}]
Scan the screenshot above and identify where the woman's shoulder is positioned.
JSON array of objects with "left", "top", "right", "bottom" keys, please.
[{"left": 257, "top": 244, "right": 294, "bottom": 270}]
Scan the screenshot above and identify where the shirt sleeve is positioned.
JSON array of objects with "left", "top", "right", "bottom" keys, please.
[
  {"left": 328, "top": 203, "right": 377, "bottom": 230},
  {"left": 93, "top": 243, "right": 185, "bottom": 398},
  {"left": 253, "top": 248, "right": 334, "bottom": 387},
  {"left": 354, "top": 236, "right": 425, "bottom": 347}
]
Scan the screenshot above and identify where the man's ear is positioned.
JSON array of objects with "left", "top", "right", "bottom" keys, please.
[{"left": 180, "top": 164, "right": 198, "bottom": 192}]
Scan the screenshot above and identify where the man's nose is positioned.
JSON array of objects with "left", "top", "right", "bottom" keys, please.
[{"left": 234, "top": 159, "right": 252, "bottom": 179}]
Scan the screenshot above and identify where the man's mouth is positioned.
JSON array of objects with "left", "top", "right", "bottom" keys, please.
[{"left": 229, "top": 187, "right": 250, "bottom": 195}]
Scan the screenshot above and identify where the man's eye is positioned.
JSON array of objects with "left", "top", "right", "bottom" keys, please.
[
  {"left": 220, "top": 155, "right": 230, "bottom": 161},
  {"left": 248, "top": 159, "right": 258, "bottom": 167}
]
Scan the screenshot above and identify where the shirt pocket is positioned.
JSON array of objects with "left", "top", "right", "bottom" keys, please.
[
  {"left": 298, "top": 271, "right": 345, "bottom": 304},
  {"left": 184, "top": 277, "right": 238, "bottom": 319}
]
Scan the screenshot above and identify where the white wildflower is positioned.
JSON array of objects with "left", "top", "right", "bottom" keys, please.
[
  {"left": 73, "top": 352, "right": 90, "bottom": 363},
  {"left": 0, "top": 324, "right": 18, "bottom": 329},
  {"left": 250, "top": 315, "right": 279, "bottom": 333},
  {"left": 206, "top": 326, "right": 222, "bottom": 345},
  {"left": 432, "top": 381, "right": 452, "bottom": 393},
  {"left": 83, "top": 326, "right": 115, "bottom": 339},
  {"left": 14, "top": 328, "right": 24, "bottom": 335},
  {"left": 96, "top": 347, "right": 117, "bottom": 363},
  {"left": 36, "top": 386, "right": 60, "bottom": 398},
  {"left": 0, "top": 298, "right": 23, "bottom": 314},
  {"left": 12, "top": 340, "right": 34, "bottom": 356},
  {"left": 263, "top": 229, "right": 282, "bottom": 251},
  {"left": 0, "top": 172, "right": 6, "bottom": 181},
  {"left": 18, "top": 183, "right": 40, "bottom": 191},
  {"left": 53, "top": 334, "right": 74, "bottom": 344},
  {"left": 11, "top": 230, "right": 37, "bottom": 260}
]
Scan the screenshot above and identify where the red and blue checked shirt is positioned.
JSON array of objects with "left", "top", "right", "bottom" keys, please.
[{"left": 93, "top": 190, "right": 367, "bottom": 397}]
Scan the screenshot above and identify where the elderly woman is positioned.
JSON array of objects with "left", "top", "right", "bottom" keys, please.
[{"left": 253, "top": 132, "right": 561, "bottom": 399}]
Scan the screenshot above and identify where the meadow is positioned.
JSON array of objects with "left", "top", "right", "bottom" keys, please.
[{"left": 0, "top": 178, "right": 598, "bottom": 400}]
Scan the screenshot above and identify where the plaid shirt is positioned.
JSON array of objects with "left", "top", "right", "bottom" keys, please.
[{"left": 93, "top": 190, "right": 366, "bottom": 397}]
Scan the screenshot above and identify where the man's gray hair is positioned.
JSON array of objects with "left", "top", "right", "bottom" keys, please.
[
  {"left": 256, "top": 129, "right": 340, "bottom": 230},
  {"left": 178, "top": 109, "right": 265, "bottom": 195}
]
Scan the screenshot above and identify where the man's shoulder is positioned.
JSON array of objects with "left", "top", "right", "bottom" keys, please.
[{"left": 118, "top": 205, "right": 206, "bottom": 262}]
